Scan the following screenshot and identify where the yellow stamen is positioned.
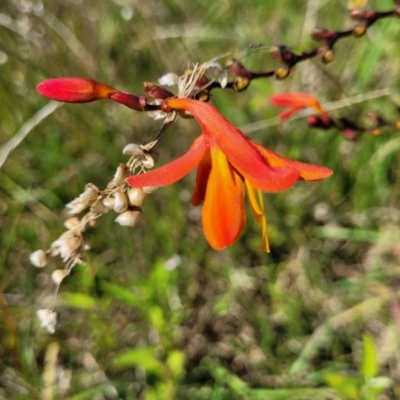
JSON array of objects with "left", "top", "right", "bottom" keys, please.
[{"left": 245, "top": 180, "right": 270, "bottom": 252}]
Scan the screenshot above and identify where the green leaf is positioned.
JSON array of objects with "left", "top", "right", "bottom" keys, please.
[
  {"left": 324, "top": 373, "right": 360, "bottom": 400},
  {"left": 166, "top": 350, "right": 185, "bottom": 379},
  {"left": 114, "top": 347, "right": 164, "bottom": 376},
  {"left": 62, "top": 293, "right": 96, "bottom": 310},
  {"left": 361, "top": 334, "right": 378, "bottom": 380}
]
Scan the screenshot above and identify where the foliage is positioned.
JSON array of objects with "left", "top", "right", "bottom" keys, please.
[{"left": 0, "top": 0, "right": 399, "bottom": 399}]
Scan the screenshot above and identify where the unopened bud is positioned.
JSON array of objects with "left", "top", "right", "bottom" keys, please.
[
  {"left": 369, "top": 128, "right": 383, "bottom": 136},
  {"left": 269, "top": 45, "right": 296, "bottom": 64},
  {"left": 318, "top": 47, "right": 334, "bottom": 64},
  {"left": 194, "top": 91, "right": 211, "bottom": 102},
  {"left": 310, "top": 27, "right": 336, "bottom": 42},
  {"left": 225, "top": 59, "right": 252, "bottom": 79},
  {"left": 51, "top": 269, "right": 68, "bottom": 285},
  {"left": 343, "top": 129, "right": 357, "bottom": 141},
  {"left": 233, "top": 76, "right": 250, "bottom": 92},
  {"left": 143, "top": 82, "right": 174, "bottom": 99},
  {"left": 110, "top": 92, "right": 143, "bottom": 111},
  {"left": 115, "top": 210, "right": 141, "bottom": 227},
  {"left": 36, "top": 78, "right": 118, "bottom": 103},
  {"left": 128, "top": 188, "right": 146, "bottom": 207},
  {"left": 30, "top": 249, "right": 48, "bottom": 268},
  {"left": 353, "top": 24, "right": 367, "bottom": 37},
  {"left": 350, "top": 9, "right": 377, "bottom": 21},
  {"left": 274, "top": 67, "right": 290, "bottom": 80}
]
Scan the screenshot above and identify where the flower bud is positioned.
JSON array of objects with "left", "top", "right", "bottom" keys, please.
[
  {"left": 350, "top": 9, "right": 377, "bottom": 21},
  {"left": 128, "top": 187, "right": 146, "bottom": 207},
  {"left": 36, "top": 78, "right": 118, "bottom": 103},
  {"left": 143, "top": 82, "right": 174, "bottom": 99},
  {"left": 310, "top": 27, "right": 336, "bottom": 42},
  {"left": 115, "top": 210, "right": 141, "bottom": 227},
  {"left": 225, "top": 59, "right": 252, "bottom": 79},
  {"left": 343, "top": 129, "right": 357, "bottom": 141},
  {"left": 110, "top": 92, "right": 144, "bottom": 111},
  {"left": 274, "top": 67, "right": 290, "bottom": 80},
  {"left": 318, "top": 47, "right": 334, "bottom": 64},
  {"left": 269, "top": 45, "right": 296, "bottom": 64},
  {"left": 30, "top": 249, "right": 48, "bottom": 268},
  {"left": 232, "top": 77, "right": 250, "bottom": 92},
  {"left": 353, "top": 24, "right": 367, "bottom": 37}
]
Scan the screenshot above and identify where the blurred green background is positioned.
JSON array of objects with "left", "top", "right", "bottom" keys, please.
[{"left": 1, "top": 0, "right": 400, "bottom": 399}]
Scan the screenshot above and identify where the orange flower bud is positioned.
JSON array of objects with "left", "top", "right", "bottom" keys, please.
[{"left": 37, "top": 78, "right": 118, "bottom": 103}]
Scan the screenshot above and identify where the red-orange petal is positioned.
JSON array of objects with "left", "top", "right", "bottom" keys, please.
[
  {"left": 127, "top": 136, "right": 207, "bottom": 188},
  {"left": 191, "top": 149, "right": 212, "bottom": 206},
  {"left": 270, "top": 92, "right": 325, "bottom": 116},
  {"left": 37, "top": 78, "right": 118, "bottom": 103},
  {"left": 202, "top": 147, "right": 245, "bottom": 249},
  {"left": 251, "top": 141, "right": 333, "bottom": 181},
  {"left": 166, "top": 98, "right": 300, "bottom": 192}
]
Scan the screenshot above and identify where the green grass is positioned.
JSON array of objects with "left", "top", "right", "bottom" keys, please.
[{"left": 1, "top": 0, "right": 400, "bottom": 399}]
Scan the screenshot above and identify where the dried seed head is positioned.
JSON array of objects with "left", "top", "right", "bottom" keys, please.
[
  {"left": 64, "top": 217, "right": 80, "bottom": 230},
  {"left": 128, "top": 187, "right": 147, "bottom": 207},
  {"left": 65, "top": 198, "right": 88, "bottom": 215},
  {"left": 51, "top": 231, "right": 84, "bottom": 263},
  {"left": 30, "top": 249, "right": 48, "bottom": 268},
  {"left": 37, "top": 309, "right": 57, "bottom": 334},
  {"left": 51, "top": 269, "right": 68, "bottom": 285},
  {"left": 122, "top": 143, "right": 145, "bottom": 157},
  {"left": 113, "top": 188, "right": 129, "bottom": 213},
  {"left": 103, "top": 196, "right": 115, "bottom": 210},
  {"left": 158, "top": 72, "right": 179, "bottom": 86},
  {"left": 111, "top": 163, "right": 129, "bottom": 186},
  {"left": 115, "top": 210, "right": 141, "bottom": 227},
  {"left": 80, "top": 183, "right": 100, "bottom": 204},
  {"left": 90, "top": 199, "right": 109, "bottom": 215},
  {"left": 143, "top": 185, "right": 160, "bottom": 194}
]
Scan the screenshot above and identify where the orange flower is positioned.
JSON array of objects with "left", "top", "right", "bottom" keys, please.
[
  {"left": 270, "top": 92, "right": 325, "bottom": 120},
  {"left": 127, "top": 98, "right": 332, "bottom": 251}
]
